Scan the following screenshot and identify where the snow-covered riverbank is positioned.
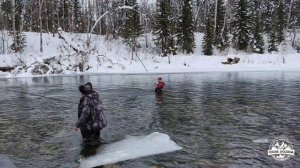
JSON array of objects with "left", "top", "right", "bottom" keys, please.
[
  {"left": 0, "top": 32, "right": 299, "bottom": 78},
  {"left": 1, "top": 54, "right": 299, "bottom": 78}
]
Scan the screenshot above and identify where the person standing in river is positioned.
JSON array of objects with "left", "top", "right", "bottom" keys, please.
[
  {"left": 155, "top": 77, "right": 165, "bottom": 94},
  {"left": 76, "top": 82, "right": 107, "bottom": 141}
]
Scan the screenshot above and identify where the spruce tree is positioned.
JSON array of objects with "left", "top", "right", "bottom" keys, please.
[
  {"left": 276, "top": 0, "right": 286, "bottom": 43},
  {"left": 73, "top": 0, "right": 83, "bottom": 33},
  {"left": 120, "top": 0, "right": 130, "bottom": 39},
  {"left": 9, "top": 0, "right": 26, "bottom": 53},
  {"left": 249, "top": 0, "right": 264, "bottom": 54},
  {"left": 251, "top": 17, "right": 264, "bottom": 54},
  {"left": 58, "top": 0, "right": 70, "bottom": 31},
  {"left": 261, "top": 1, "right": 276, "bottom": 34},
  {"left": 231, "top": 0, "right": 250, "bottom": 51},
  {"left": 202, "top": 7, "right": 214, "bottom": 56},
  {"left": 268, "top": 0, "right": 286, "bottom": 53},
  {"left": 153, "top": 0, "right": 175, "bottom": 56},
  {"left": 121, "top": 0, "right": 143, "bottom": 60},
  {"left": 290, "top": 0, "right": 300, "bottom": 47},
  {"left": 268, "top": 14, "right": 278, "bottom": 53},
  {"left": 177, "top": 0, "right": 195, "bottom": 54},
  {"left": 214, "top": 0, "right": 229, "bottom": 51},
  {"left": 1, "top": 0, "right": 13, "bottom": 30},
  {"left": 268, "top": 28, "right": 278, "bottom": 53}
]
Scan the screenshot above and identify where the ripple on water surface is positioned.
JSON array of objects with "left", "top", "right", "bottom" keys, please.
[{"left": 0, "top": 72, "right": 300, "bottom": 168}]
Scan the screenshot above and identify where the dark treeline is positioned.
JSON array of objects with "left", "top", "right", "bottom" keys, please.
[{"left": 0, "top": 0, "right": 300, "bottom": 55}]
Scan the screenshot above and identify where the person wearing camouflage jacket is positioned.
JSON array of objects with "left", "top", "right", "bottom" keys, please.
[{"left": 76, "top": 82, "right": 107, "bottom": 140}]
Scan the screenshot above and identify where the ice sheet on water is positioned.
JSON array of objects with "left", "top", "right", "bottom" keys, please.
[
  {"left": 0, "top": 155, "right": 17, "bottom": 168},
  {"left": 79, "top": 132, "right": 182, "bottom": 168}
]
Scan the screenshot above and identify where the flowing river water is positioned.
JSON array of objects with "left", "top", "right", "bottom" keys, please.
[{"left": 0, "top": 72, "right": 300, "bottom": 168}]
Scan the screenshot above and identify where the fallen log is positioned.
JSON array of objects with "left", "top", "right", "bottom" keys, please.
[
  {"left": 0, "top": 66, "right": 14, "bottom": 72},
  {"left": 221, "top": 57, "right": 240, "bottom": 65}
]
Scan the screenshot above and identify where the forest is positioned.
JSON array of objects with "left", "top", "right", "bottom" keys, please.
[{"left": 0, "top": 0, "right": 300, "bottom": 57}]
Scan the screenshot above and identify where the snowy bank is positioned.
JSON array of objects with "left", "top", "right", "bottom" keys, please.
[{"left": 0, "top": 32, "right": 299, "bottom": 78}]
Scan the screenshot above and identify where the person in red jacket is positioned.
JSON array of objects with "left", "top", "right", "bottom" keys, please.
[{"left": 155, "top": 77, "right": 165, "bottom": 94}]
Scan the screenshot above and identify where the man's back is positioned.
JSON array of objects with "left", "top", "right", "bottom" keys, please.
[{"left": 76, "top": 84, "right": 107, "bottom": 140}]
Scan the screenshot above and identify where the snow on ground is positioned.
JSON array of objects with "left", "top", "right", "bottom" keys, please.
[{"left": 0, "top": 32, "right": 299, "bottom": 78}]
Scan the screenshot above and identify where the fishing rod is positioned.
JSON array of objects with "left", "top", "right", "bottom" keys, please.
[
  {"left": 1, "top": 87, "right": 109, "bottom": 110},
  {"left": 135, "top": 53, "right": 149, "bottom": 73}
]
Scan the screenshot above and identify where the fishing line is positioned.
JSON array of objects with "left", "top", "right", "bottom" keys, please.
[
  {"left": 135, "top": 53, "right": 149, "bottom": 73},
  {"left": 0, "top": 86, "right": 109, "bottom": 110},
  {"left": 1, "top": 86, "right": 78, "bottom": 105}
]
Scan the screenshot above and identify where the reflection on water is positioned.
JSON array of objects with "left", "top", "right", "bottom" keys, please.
[
  {"left": 0, "top": 72, "right": 300, "bottom": 168},
  {"left": 79, "top": 140, "right": 102, "bottom": 159}
]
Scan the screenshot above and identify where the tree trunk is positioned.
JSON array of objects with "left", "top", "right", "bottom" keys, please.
[
  {"left": 39, "top": 0, "right": 43, "bottom": 52},
  {"left": 52, "top": 1, "right": 56, "bottom": 36},
  {"left": 12, "top": 0, "right": 17, "bottom": 51},
  {"left": 87, "top": 0, "right": 91, "bottom": 36},
  {"left": 20, "top": 0, "right": 25, "bottom": 35},
  {"left": 29, "top": 0, "right": 33, "bottom": 32},
  {"left": 213, "top": 0, "right": 218, "bottom": 38},
  {"left": 46, "top": 1, "right": 49, "bottom": 33},
  {"left": 71, "top": 0, "right": 75, "bottom": 32},
  {"left": 56, "top": 1, "right": 59, "bottom": 30},
  {"left": 287, "top": 0, "right": 293, "bottom": 27},
  {"left": 1, "top": 31, "right": 5, "bottom": 54}
]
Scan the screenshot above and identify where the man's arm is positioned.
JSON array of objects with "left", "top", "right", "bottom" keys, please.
[{"left": 76, "top": 97, "right": 90, "bottom": 128}]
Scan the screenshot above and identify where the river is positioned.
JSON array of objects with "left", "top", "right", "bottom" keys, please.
[{"left": 0, "top": 72, "right": 299, "bottom": 168}]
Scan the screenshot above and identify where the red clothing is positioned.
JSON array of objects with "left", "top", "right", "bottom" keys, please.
[{"left": 156, "top": 81, "right": 164, "bottom": 89}]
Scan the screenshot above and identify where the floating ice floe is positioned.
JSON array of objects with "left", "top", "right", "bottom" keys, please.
[{"left": 79, "top": 132, "right": 182, "bottom": 168}]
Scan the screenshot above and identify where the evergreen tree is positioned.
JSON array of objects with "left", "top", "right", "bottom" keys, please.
[
  {"left": 9, "top": 0, "right": 26, "bottom": 53},
  {"left": 268, "top": 27, "right": 278, "bottom": 53},
  {"left": 249, "top": 0, "right": 264, "bottom": 54},
  {"left": 58, "top": 0, "right": 70, "bottom": 31},
  {"left": 177, "top": 0, "right": 195, "bottom": 54},
  {"left": 49, "top": 1, "right": 59, "bottom": 34},
  {"left": 99, "top": 0, "right": 107, "bottom": 35},
  {"left": 276, "top": 0, "right": 286, "bottom": 43},
  {"left": 268, "top": 0, "right": 286, "bottom": 53},
  {"left": 14, "top": 0, "right": 22, "bottom": 31},
  {"left": 261, "top": 1, "right": 276, "bottom": 34},
  {"left": 1, "top": 0, "right": 13, "bottom": 30},
  {"left": 153, "top": 0, "right": 175, "bottom": 56},
  {"left": 231, "top": 0, "right": 250, "bottom": 51},
  {"left": 291, "top": 0, "right": 300, "bottom": 29},
  {"left": 251, "top": 17, "right": 264, "bottom": 54},
  {"left": 202, "top": 6, "right": 214, "bottom": 56},
  {"left": 121, "top": 0, "right": 143, "bottom": 60},
  {"left": 11, "top": 32, "right": 26, "bottom": 53},
  {"left": 169, "top": 0, "right": 178, "bottom": 55},
  {"left": 120, "top": 0, "right": 130, "bottom": 38},
  {"left": 289, "top": 0, "right": 300, "bottom": 47},
  {"left": 214, "top": 0, "right": 229, "bottom": 51},
  {"left": 73, "top": 0, "right": 83, "bottom": 33}
]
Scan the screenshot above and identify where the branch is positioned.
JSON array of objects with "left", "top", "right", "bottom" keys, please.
[
  {"left": 87, "top": 11, "right": 109, "bottom": 44},
  {"left": 87, "top": 5, "right": 136, "bottom": 46},
  {"left": 117, "top": 5, "right": 134, "bottom": 10}
]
